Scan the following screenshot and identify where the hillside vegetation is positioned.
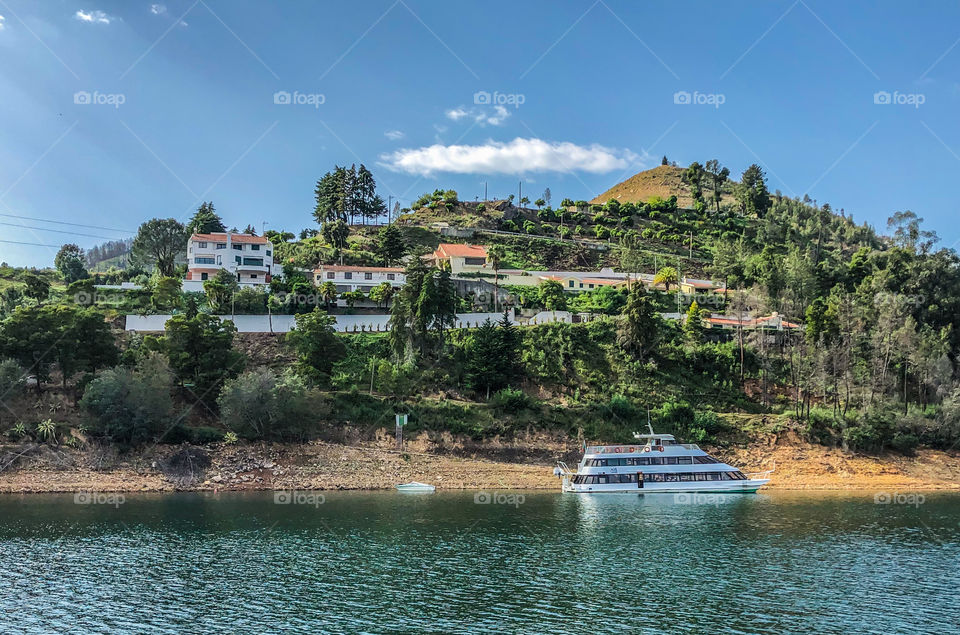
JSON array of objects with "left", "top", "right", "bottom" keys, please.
[{"left": 1, "top": 159, "right": 959, "bottom": 463}]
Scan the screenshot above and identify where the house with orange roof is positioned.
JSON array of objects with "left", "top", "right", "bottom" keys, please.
[{"left": 430, "top": 243, "right": 488, "bottom": 273}]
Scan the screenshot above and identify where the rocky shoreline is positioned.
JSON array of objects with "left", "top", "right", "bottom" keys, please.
[{"left": 1, "top": 432, "right": 959, "bottom": 494}]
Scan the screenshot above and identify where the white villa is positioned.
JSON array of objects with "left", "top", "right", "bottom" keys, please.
[
  {"left": 185, "top": 232, "right": 282, "bottom": 289},
  {"left": 313, "top": 265, "right": 406, "bottom": 294}
]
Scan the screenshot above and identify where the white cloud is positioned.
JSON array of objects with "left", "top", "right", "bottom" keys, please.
[
  {"left": 150, "top": 4, "right": 167, "bottom": 15},
  {"left": 384, "top": 130, "right": 405, "bottom": 141},
  {"left": 0, "top": 15, "right": 6, "bottom": 30},
  {"left": 74, "top": 9, "right": 112, "bottom": 24},
  {"left": 445, "top": 105, "right": 511, "bottom": 126},
  {"left": 381, "top": 137, "right": 645, "bottom": 176}
]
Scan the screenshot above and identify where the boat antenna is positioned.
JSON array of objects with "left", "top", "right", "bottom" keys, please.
[{"left": 647, "top": 408, "right": 654, "bottom": 435}]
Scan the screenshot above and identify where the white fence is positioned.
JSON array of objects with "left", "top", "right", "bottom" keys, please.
[{"left": 125, "top": 310, "right": 515, "bottom": 333}]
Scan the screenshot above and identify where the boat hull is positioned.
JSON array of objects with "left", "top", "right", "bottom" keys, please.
[{"left": 562, "top": 479, "right": 770, "bottom": 494}]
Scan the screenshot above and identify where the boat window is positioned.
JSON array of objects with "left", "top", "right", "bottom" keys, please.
[
  {"left": 734, "top": 471, "right": 746, "bottom": 480},
  {"left": 665, "top": 457, "right": 678, "bottom": 465},
  {"left": 664, "top": 474, "right": 680, "bottom": 482},
  {"left": 695, "top": 473, "right": 707, "bottom": 481},
  {"left": 694, "top": 455, "right": 719, "bottom": 464},
  {"left": 597, "top": 476, "right": 608, "bottom": 484},
  {"left": 650, "top": 458, "right": 663, "bottom": 466},
  {"left": 679, "top": 474, "right": 694, "bottom": 481},
  {"left": 677, "top": 457, "right": 693, "bottom": 465}
]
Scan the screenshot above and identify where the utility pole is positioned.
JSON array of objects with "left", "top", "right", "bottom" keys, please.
[
  {"left": 518, "top": 181, "right": 522, "bottom": 207},
  {"left": 689, "top": 232, "right": 693, "bottom": 260},
  {"left": 484, "top": 182, "right": 488, "bottom": 201},
  {"left": 387, "top": 196, "right": 392, "bottom": 225}
]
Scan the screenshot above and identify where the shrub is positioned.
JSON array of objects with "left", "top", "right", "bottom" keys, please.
[
  {"left": 218, "top": 368, "right": 329, "bottom": 441},
  {"left": 890, "top": 432, "right": 919, "bottom": 455},
  {"left": 490, "top": 388, "right": 533, "bottom": 414},
  {"left": 0, "top": 358, "right": 24, "bottom": 400},
  {"left": 80, "top": 354, "right": 174, "bottom": 445}
]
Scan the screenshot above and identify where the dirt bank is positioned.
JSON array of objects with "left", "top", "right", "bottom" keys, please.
[{"left": 1, "top": 430, "right": 958, "bottom": 493}]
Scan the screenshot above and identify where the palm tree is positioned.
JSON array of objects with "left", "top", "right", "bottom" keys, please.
[
  {"left": 318, "top": 281, "right": 338, "bottom": 310},
  {"left": 487, "top": 244, "right": 506, "bottom": 312},
  {"left": 653, "top": 266, "right": 679, "bottom": 292}
]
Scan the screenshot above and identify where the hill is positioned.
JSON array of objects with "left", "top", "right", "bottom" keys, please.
[{"left": 591, "top": 165, "right": 737, "bottom": 208}]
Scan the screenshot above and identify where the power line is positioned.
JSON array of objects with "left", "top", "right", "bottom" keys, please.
[
  {"left": 0, "top": 212, "right": 134, "bottom": 234},
  {"left": 0, "top": 221, "right": 123, "bottom": 240},
  {"left": 0, "top": 239, "right": 65, "bottom": 248}
]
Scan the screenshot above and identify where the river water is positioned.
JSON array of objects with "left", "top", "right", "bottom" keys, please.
[{"left": 0, "top": 490, "right": 957, "bottom": 634}]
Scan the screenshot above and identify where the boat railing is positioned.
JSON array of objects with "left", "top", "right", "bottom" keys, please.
[{"left": 679, "top": 443, "right": 701, "bottom": 450}]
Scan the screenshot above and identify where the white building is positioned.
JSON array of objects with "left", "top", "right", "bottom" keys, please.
[
  {"left": 185, "top": 232, "right": 281, "bottom": 288},
  {"left": 313, "top": 265, "right": 406, "bottom": 293}
]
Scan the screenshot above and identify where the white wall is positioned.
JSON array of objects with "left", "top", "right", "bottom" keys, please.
[{"left": 125, "top": 309, "right": 515, "bottom": 333}]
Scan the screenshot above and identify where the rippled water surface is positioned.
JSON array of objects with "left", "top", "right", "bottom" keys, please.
[{"left": 1, "top": 490, "right": 958, "bottom": 634}]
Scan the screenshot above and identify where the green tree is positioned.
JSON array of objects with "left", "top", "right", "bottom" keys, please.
[
  {"left": 218, "top": 368, "right": 328, "bottom": 440},
  {"left": 132, "top": 218, "right": 187, "bottom": 277},
  {"left": 161, "top": 313, "right": 244, "bottom": 400},
  {"left": 376, "top": 224, "right": 407, "bottom": 266},
  {"left": 683, "top": 300, "right": 706, "bottom": 345},
  {"left": 80, "top": 353, "right": 173, "bottom": 445},
  {"left": 537, "top": 280, "right": 567, "bottom": 310},
  {"left": 736, "top": 164, "right": 771, "bottom": 218},
  {"left": 318, "top": 281, "right": 338, "bottom": 310},
  {"left": 369, "top": 281, "right": 394, "bottom": 308},
  {"left": 55, "top": 244, "right": 88, "bottom": 284},
  {"left": 487, "top": 244, "right": 506, "bottom": 312},
  {"left": 286, "top": 308, "right": 346, "bottom": 382},
  {"left": 0, "top": 305, "right": 118, "bottom": 391},
  {"left": 617, "top": 283, "right": 660, "bottom": 360},
  {"left": 186, "top": 201, "right": 226, "bottom": 235},
  {"left": 465, "top": 312, "right": 522, "bottom": 398},
  {"left": 704, "top": 159, "right": 730, "bottom": 213},
  {"left": 322, "top": 220, "right": 349, "bottom": 250},
  {"left": 653, "top": 266, "right": 679, "bottom": 291},
  {"left": 203, "top": 269, "right": 239, "bottom": 313},
  {"left": 150, "top": 276, "right": 183, "bottom": 311},
  {"left": 389, "top": 261, "right": 456, "bottom": 359},
  {"left": 21, "top": 273, "right": 50, "bottom": 305}
]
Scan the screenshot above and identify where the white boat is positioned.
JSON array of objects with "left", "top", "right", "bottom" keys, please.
[
  {"left": 556, "top": 426, "right": 772, "bottom": 494},
  {"left": 395, "top": 481, "right": 436, "bottom": 493}
]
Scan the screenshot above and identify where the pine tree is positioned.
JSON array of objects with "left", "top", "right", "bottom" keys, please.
[{"left": 186, "top": 202, "right": 226, "bottom": 235}]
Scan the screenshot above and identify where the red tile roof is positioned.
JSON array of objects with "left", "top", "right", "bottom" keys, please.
[
  {"left": 191, "top": 232, "right": 270, "bottom": 244},
  {"left": 435, "top": 243, "right": 487, "bottom": 259}
]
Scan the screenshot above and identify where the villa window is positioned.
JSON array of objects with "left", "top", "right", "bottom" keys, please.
[
  {"left": 233, "top": 244, "right": 243, "bottom": 250},
  {"left": 364, "top": 272, "right": 372, "bottom": 280},
  {"left": 201, "top": 273, "right": 208, "bottom": 281},
  {"left": 197, "top": 241, "right": 208, "bottom": 248},
  {"left": 242, "top": 258, "right": 263, "bottom": 266},
  {"left": 250, "top": 274, "right": 258, "bottom": 279},
  {"left": 266, "top": 250, "right": 272, "bottom": 257},
  {"left": 327, "top": 272, "right": 335, "bottom": 279},
  {"left": 195, "top": 257, "right": 215, "bottom": 264},
  {"left": 387, "top": 273, "right": 395, "bottom": 280},
  {"left": 216, "top": 243, "right": 226, "bottom": 249},
  {"left": 344, "top": 272, "right": 352, "bottom": 280},
  {"left": 251, "top": 244, "right": 260, "bottom": 251},
  {"left": 235, "top": 256, "right": 242, "bottom": 264}
]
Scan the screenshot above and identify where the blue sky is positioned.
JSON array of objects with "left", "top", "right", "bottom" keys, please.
[{"left": 1, "top": 0, "right": 959, "bottom": 266}]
